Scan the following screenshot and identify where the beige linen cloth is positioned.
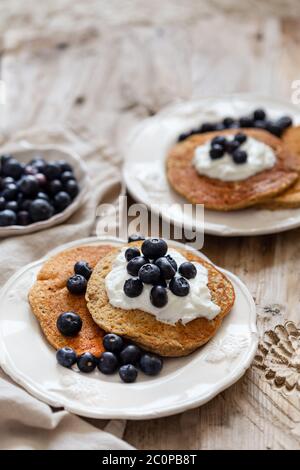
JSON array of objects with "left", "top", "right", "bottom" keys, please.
[{"left": 0, "top": 125, "right": 133, "bottom": 450}]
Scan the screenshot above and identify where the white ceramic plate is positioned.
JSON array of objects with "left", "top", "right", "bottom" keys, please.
[
  {"left": 0, "top": 144, "right": 89, "bottom": 237},
  {"left": 0, "top": 236, "right": 257, "bottom": 420},
  {"left": 123, "top": 94, "right": 300, "bottom": 236}
]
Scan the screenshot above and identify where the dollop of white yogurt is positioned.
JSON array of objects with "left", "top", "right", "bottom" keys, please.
[
  {"left": 105, "top": 247, "right": 220, "bottom": 325},
  {"left": 193, "top": 136, "right": 276, "bottom": 181}
]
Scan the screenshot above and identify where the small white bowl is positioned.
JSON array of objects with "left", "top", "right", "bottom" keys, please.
[{"left": 0, "top": 145, "right": 89, "bottom": 237}]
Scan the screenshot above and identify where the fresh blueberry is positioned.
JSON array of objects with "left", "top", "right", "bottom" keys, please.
[
  {"left": 226, "top": 140, "right": 240, "bottom": 154},
  {"left": 119, "top": 364, "right": 138, "bottom": 383},
  {"left": 5, "top": 200, "right": 18, "bottom": 212},
  {"left": 125, "top": 247, "right": 141, "bottom": 261},
  {"left": 127, "top": 256, "right": 148, "bottom": 276},
  {"left": 56, "top": 311, "right": 82, "bottom": 336},
  {"left": 0, "top": 209, "right": 17, "bottom": 226},
  {"left": 98, "top": 351, "right": 119, "bottom": 374},
  {"left": 60, "top": 171, "right": 74, "bottom": 183},
  {"left": 24, "top": 165, "right": 38, "bottom": 175},
  {"left": 58, "top": 160, "right": 73, "bottom": 172},
  {"left": 267, "top": 122, "right": 283, "bottom": 137},
  {"left": 234, "top": 133, "right": 247, "bottom": 144},
  {"left": 30, "top": 158, "right": 47, "bottom": 173},
  {"left": 49, "top": 179, "right": 63, "bottom": 195},
  {"left": 150, "top": 285, "right": 168, "bottom": 308},
  {"left": 253, "top": 108, "right": 266, "bottom": 121},
  {"left": 77, "top": 352, "right": 97, "bottom": 373},
  {"left": 2, "top": 158, "right": 23, "bottom": 179},
  {"left": 128, "top": 233, "right": 145, "bottom": 243},
  {"left": 103, "top": 334, "right": 124, "bottom": 353},
  {"left": 155, "top": 257, "right": 176, "bottom": 279},
  {"left": 64, "top": 180, "right": 79, "bottom": 199},
  {"left": 0, "top": 154, "right": 13, "bottom": 171},
  {"left": 277, "top": 115, "right": 293, "bottom": 130},
  {"left": 209, "top": 144, "right": 224, "bottom": 160},
  {"left": 254, "top": 119, "right": 268, "bottom": 130},
  {"left": 2, "top": 176, "right": 15, "bottom": 186},
  {"left": 2, "top": 183, "right": 18, "bottom": 200},
  {"left": 138, "top": 263, "right": 161, "bottom": 284},
  {"left": 169, "top": 276, "right": 190, "bottom": 296},
  {"left": 56, "top": 347, "right": 77, "bottom": 368},
  {"left": 222, "top": 117, "right": 235, "bottom": 128},
  {"left": 120, "top": 345, "right": 142, "bottom": 365},
  {"left": 44, "top": 162, "right": 61, "bottom": 180},
  {"left": 141, "top": 238, "right": 168, "bottom": 260},
  {"left": 35, "top": 173, "right": 47, "bottom": 186},
  {"left": 239, "top": 116, "right": 254, "bottom": 128},
  {"left": 178, "top": 262, "right": 197, "bottom": 279},
  {"left": 19, "top": 198, "right": 32, "bottom": 211},
  {"left": 215, "top": 123, "right": 226, "bottom": 131},
  {"left": 53, "top": 191, "right": 71, "bottom": 211},
  {"left": 211, "top": 136, "right": 227, "bottom": 148},
  {"left": 124, "top": 278, "right": 144, "bottom": 297},
  {"left": 200, "top": 122, "right": 216, "bottom": 133},
  {"left": 0, "top": 197, "right": 6, "bottom": 211},
  {"left": 165, "top": 254, "right": 177, "bottom": 272},
  {"left": 29, "top": 199, "right": 54, "bottom": 222},
  {"left": 36, "top": 191, "right": 49, "bottom": 201},
  {"left": 19, "top": 175, "right": 39, "bottom": 196},
  {"left": 17, "top": 210, "right": 31, "bottom": 226},
  {"left": 232, "top": 149, "right": 248, "bottom": 164},
  {"left": 139, "top": 353, "right": 163, "bottom": 376},
  {"left": 74, "top": 260, "right": 92, "bottom": 280},
  {"left": 66, "top": 274, "right": 87, "bottom": 295}
]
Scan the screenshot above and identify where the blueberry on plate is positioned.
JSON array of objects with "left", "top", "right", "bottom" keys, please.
[
  {"left": 119, "top": 364, "right": 138, "bottom": 383},
  {"left": 222, "top": 117, "right": 235, "bottom": 128},
  {"left": 141, "top": 238, "right": 168, "bottom": 259},
  {"left": 36, "top": 191, "right": 49, "bottom": 201},
  {"left": 120, "top": 345, "right": 142, "bottom": 365},
  {"left": 19, "top": 198, "right": 32, "bottom": 211},
  {"left": 239, "top": 116, "right": 254, "bottom": 128},
  {"left": 200, "top": 122, "right": 216, "bottom": 133},
  {"left": 209, "top": 144, "right": 224, "bottom": 160},
  {"left": 0, "top": 209, "right": 17, "bottom": 226},
  {"left": 2, "top": 158, "right": 23, "bottom": 179},
  {"left": 5, "top": 200, "right": 18, "bottom": 212},
  {"left": 211, "top": 135, "right": 227, "bottom": 148},
  {"left": 0, "top": 197, "right": 6, "bottom": 211},
  {"left": 225, "top": 140, "right": 240, "bottom": 154},
  {"left": 19, "top": 175, "right": 39, "bottom": 196},
  {"left": 17, "top": 210, "right": 31, "bottom": 226},
  {"left": 74, "top": 260, "right": 92, "bottom": 280},
  {"left": 60, "top": 171, "right": 74, "bottom": 183},
  {"left": 254, "top": 119, "right": 268, "bottom": 130},
  {"left": 165, "top": 254, "right": 177, "bottom": 272},
  {"left": 66, "top": 274, "right": 87, "bottom": 295},
  {"left": 139, "top": 353, "right": 163, "bottom": 376},
  {"left": 169, "top": 276, "right": 190, "bottom": 297},
  {"left": 44, "top": 162, "right": 61, "bottom": 180},
  {"left": 128, "top": 233, "right": 145, "bottom": 243},
  {"left": 127, "top": 255, "right": 148, "bottom": 276},
  {"left": 125, "top": 246, "right": 140, "bottom": 261},
  {"left": 24, "top": 165, "right": 38, "bottom": 176},
  {"left": 103, "top": 333, "right": 124, "bottom": 353},
  {"left": 277, "top": 115, "right": 293, "bottom": 130},
  {"left": 155, "top": 257, "right": 176, "bottom": 279},
  {"left": 150, "top": 285, "right": 168, "bottom": 308},
  {"left": 2, "top": 183, "right": 18, "bottom": 201},
  {"left": 58, "top": 160, "right": 73, "bottom": 172},
  {"left": 123, "top": 278, "right": 143, "bottom": 297},
  {"left": 30, "top": 158, "right": 47, "bottom": 173},
  {"left": 53, "top": 191, "right": 72, "bottom": 211},
  {"left": 56, "top": 347, "right": 77, "bottom": 368},
  {"left": 49, "top": 179, "right": 63, "bottom": 195},
  {"left": 253, "top": 108, "right": 266, "bottom": 121},
  {"left": 77, "top": 352, "right": 97, "bottom": 373},
  {"left": 267, "top": 122, "right": 283, "bottom": 137},
  {"left": 56, "top": 311, "right": 82, "bottom": 336},
  {"left": 2, "top": 176, "right": 15, "bottom": 186},
  {"left": 232, "top": 149, "right": 248, "bottom": 164},
  {"left": 64, "top": 179, "right": 79, "bottom": 199},
  {"left": 138, "top": 263, "right": 161, "bottom": 284},
  {"left": 98, "top": 351, "right": 119, "bottom": 374},
  {"left": 29, "top": 199, "right": 54, "bottom": 222},
  {"left": 35, "top": 173, "right": 47, "bottom": 186},
  {"left": 234, "top": 133, "right": 247, "bottom": 144},
  {"left": 178, "top": 262, "right": 197, "bottom": 279}
]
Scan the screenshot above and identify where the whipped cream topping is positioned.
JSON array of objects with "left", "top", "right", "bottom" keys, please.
[
  {"left": 193, "top": 136, "right": 276, "bottom": 182},
  {"left": 105, "top": 247, "right": 220, "bottom": 325}
]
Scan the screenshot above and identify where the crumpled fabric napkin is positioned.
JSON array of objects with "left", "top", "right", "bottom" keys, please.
[{"left": 0, "top": 125, "right": 133, "bottom": 450}]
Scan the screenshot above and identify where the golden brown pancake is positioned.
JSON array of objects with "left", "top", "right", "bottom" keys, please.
[
  {"left": 259, "top": 126, "right": 300, "bottom": 209},
  {"left": 86, "top": 243, "right": 235, "bottom": 357},
  {"left": 29, "top": 245, "right": 113, "bottom": 356},
  {"left": 166, "top": 128, "right": 298, "bottom": 211}
]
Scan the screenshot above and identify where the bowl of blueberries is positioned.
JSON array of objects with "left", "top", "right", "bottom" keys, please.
[{"left": 0, "top": 145, "right": 89, "bottom": 237}]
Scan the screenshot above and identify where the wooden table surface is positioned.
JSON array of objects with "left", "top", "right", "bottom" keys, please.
[{"left": 1, "top": 2, "right": 300, "bottom": 450}]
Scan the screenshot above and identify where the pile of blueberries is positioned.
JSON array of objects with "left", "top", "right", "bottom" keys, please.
[
  {"left": 177, "top": 108, "right": 293, "bottom": 142},
  {"left": 0, "top": 154, "right": 79, "bottom": 227},
  {"left": 209, "top": 132, "right": 248, "bottom": 164},
  {"left": 123, "top": 237, "right": 197, "bottom": 308}
]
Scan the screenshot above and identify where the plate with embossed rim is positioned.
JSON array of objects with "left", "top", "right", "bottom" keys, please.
[
  {"left": 0, "top": 236, "right": 257, "bottom": 419},
  {"left": 0, "top": 144, "right": 89, "bottom": 237},
  {"left": 123, "top": 94, "right": 300, "bottom": 236}
]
